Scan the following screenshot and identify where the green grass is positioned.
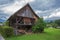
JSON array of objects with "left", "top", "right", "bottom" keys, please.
[{"left": 5, "top": 28, "right": 60, "bottom": 40}]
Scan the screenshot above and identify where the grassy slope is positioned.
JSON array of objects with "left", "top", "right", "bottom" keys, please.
[{"left": 5, "top": 28, "right": 60, "bottom": 40}]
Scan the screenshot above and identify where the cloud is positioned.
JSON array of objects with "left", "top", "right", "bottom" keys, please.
[
  {"left": 30, "top": 0, "right": 55, "bottom": 10},
  {"left": 0, "top": 0, "right": 60, "bottom": 21},
  {"left": 48, "top": 8, "right": 60, "bottom": 18},
  {"left": 49, "top": 12, "right": 60, "bottom": 18},
  {"left": 1, "top": 1, "right": 24, "bottom": 15},
  {"left": 0, "top": 0, "right": 14, "bottom": 6},
  {"left": 35, "top": 9, "right": 54, "bottom": 17},
  {"left": 43, "top": 8, "right": 60, "bottom": 20},
  {"left": 35, "top": 7, "right": 60, "bottom": 20},
  {"left": 19, "top": 0, "right": 35, "bottom": 3},
  {"left": 1, "top": 0, "right": 35, "bottom": 15},
  {"left": 1, "top": 0, "right": 56, "bottom": 15},
  {"left": 30, "top": 0, "right": 60, "bottom": 20}
]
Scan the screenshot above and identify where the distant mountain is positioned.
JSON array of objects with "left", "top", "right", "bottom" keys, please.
[
  {"left": 0, "top": 12, "right": 9, "bottom": 23},
  {"left": 0, "top": 19, "right": 5, "bottom": 23},
  {"left": 45, "top": 17, "right": 60, "bottom": 22}
]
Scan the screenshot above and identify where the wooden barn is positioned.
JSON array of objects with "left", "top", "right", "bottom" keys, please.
[{"left": 8, "top": 4, "right": 39, "bottom": 35}]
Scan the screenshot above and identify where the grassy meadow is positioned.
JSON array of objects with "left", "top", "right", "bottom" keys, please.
[{"left": 5, "top": 28, "right": 60, "bottom": 40}]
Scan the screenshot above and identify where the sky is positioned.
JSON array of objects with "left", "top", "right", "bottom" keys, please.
[{"left": 0, "top": 0, "right": 60, "bottom": 21}]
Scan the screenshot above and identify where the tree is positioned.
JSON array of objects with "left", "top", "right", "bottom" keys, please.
[
  {"left": 0, "top": 21, "right": 14, "bottom": 37},
  {"left": 55, "top": 19, "right": 60, "bottom": 26},
  {"left": 51, "top": 23, "right": 58, "bottom": 28},
  {"left": 32, "top": 18, "right": 46, "bottom": 33},
  {"left": 4, "top": 21, "right": 9, "bottom": 26}
]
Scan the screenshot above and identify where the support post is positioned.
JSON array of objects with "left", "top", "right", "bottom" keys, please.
[{"left": 15, "top": 17, "right": 18, "bottom": 35}]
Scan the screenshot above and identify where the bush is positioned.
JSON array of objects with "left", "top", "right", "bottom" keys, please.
[
  {"left": 32, "top": 18, "right": 46, "bottom": 33},
  {"left": 0, "top": 26, "right": 3, "bottom": 33},
  {"left": 0, "top": 26, "right": 14, "bottom": 37}
]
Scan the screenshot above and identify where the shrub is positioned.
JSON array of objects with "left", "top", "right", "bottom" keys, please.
[
  {"left": 0, "top": 26, "right": 3, "bottom": 33},
  {"left": 0, "top": 26, "right": 14, "bottom": 37},
  {"left": 32, "top": 18, "right": 46, "bottom": 33}
]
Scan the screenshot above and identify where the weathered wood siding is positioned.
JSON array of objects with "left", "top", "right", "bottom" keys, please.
[
  {"left": 17, "top": 6, "right": 34, "bottom": 18},
  {"left": 23, "top": 18, "right": 31, "bottom": 24}
]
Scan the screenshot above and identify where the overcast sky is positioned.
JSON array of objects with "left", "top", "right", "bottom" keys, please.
[{"left": 0, "top": 0, "right": 60, "bottom": 21}]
